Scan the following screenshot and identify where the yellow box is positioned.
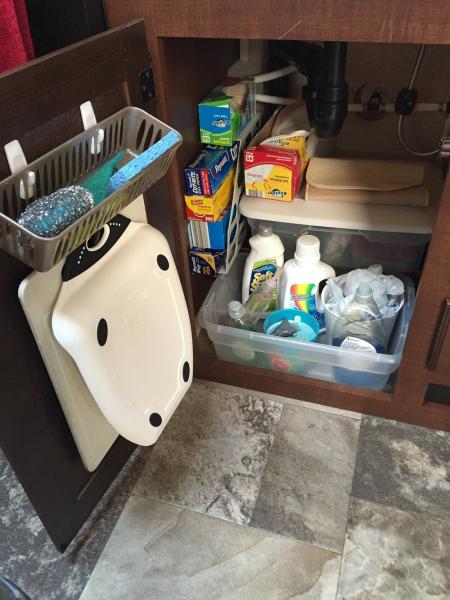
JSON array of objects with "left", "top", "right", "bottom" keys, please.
[
  {"left": 243, "top": 117, "right": 309, "bottom": 202},
  {"left": 244, "top": 145, "right": 301, "bottom": 202},
  {"left": 185, "top": 167, "right": 235, "bottom": 222}
]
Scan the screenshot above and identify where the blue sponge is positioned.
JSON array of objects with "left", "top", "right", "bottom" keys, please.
[{"left": 108, "top": 131, "right": 181, "bottom": 194}]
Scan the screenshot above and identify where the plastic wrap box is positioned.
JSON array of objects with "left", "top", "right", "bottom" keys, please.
[
  {"left": 185, "top": 167, "right": 235, "bottom": 222},
  {"left": 184, "top": 142, "right": 239, "bottom": 196},
  {"left": 188, "top": 205, "right": 231, "bottom": 251}
]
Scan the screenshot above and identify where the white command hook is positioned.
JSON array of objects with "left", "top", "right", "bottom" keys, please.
[
  {"left": 4, "top": 140, "right": 36, "bottom": 199},
  {"left": 80, "top": 101, "right": 105, "bottom": 155}
]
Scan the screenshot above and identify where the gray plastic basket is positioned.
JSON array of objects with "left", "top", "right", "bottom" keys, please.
[{"left": 0, "top": 107, "right": 181, "bottom": 271}]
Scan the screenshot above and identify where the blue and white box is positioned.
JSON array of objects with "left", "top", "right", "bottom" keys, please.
[
  {"left": 184, "top": 142, "right": 239, "bottom": 197},
  {"left": 188, "top": 205, "right": 231, "bottom": 251},
  {"left": 189, "top": 249, "right": 226, "bottom": 277}
]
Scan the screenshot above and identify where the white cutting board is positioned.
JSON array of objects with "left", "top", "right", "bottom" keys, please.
[
  {"left": 18, "top": 197, "right": 150, "bottom": 471},
  {"left": 19, "top": 262, "right": 118, "bottom": 472},
  {"left": 52, "top": 215, "right": 193, "bottom": 446}
]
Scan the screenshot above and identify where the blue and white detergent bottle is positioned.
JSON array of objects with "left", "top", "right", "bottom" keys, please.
[{"left": 242, "top": 223, "right": 284, "bottom": 306}]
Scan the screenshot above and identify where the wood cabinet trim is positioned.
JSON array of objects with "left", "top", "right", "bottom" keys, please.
[
  {"left": 428, "top": 299, "right": 450, "bottom": 371},
  {"left": 106, "top": 1, "right": 450, "bottom": 45}
]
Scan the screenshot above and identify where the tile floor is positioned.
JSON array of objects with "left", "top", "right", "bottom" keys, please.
[
  {"left": 2, "top": 379, "right": 450, "bottom": 599},
  {"left": 80, "top": 381, "right": 450, "bottom": 599},
  {"left": 0, "top": 445, "right": 147, "bottom": 600}
]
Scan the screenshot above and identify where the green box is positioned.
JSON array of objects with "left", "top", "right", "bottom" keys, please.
[{"left": 198, "top": 79, "right": 249, "bottom": 147}]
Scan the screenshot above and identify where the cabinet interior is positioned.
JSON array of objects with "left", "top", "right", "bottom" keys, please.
[{"left": 157, "top": 36, "right": 449, "bottom": 393}]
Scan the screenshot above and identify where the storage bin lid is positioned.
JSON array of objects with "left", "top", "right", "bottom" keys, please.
[{"left": 240, "top": 163, "right": 442, "bottom": 234}]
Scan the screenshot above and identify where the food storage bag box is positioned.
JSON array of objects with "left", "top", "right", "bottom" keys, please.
[
  {"left": 244, "top": 145, "right": 302, "bottom": 202},
  {"left": 243, "top": 114, "right": 308, "bottom": 202},
  {"left": 198, "top": 253, "right": 416, "bottom": 391},
  {"left": 198, "top": 79, "right": 252, "bottom": 146},
  {"left": 185, "top": 167, "right": 235, "bottom": 222},
  {"left": 188, "top": 205, "right": 231, "bottom": 250},
  {"left": 184, "top": 142, "right": 239, "bottom": 196},
  {"left": 189, "top": 249, "right": 226, "bottom": 277}
]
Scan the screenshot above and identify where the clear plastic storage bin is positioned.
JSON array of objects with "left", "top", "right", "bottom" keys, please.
[
  {"left": 247, "top": 219, "right": 430, "bottom": 273},
  {"left": 198, "top": 254, "right": 416, "bottom": 391}
]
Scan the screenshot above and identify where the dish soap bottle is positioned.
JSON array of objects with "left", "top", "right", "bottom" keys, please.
[
  {"left": 225, "top": 301, "right": 258, "bottom": 364},
  {"left": 332, "top": 282, "right": 386, "bottom": 353},
  {"left": 242, "top": 223, "right": 284, "bottom": 306},
  {"left": 279, "top": 234, "right": 335, "bottom": 332},
  {"left": 226, "top": 301, "right": 253, "bottom": 330},
  {"left": 244, "top": 272, "right": 280, "bottom": 325}
]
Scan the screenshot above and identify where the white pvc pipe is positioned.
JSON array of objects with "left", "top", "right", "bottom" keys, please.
[
  {"left": 255, "top": 93, "right": 297, "bottom": 105},
  {"left": 256, "top": 96, "right": 445, "bottom": 112},
  {"left": 252, "top": 65, "right": 298, "bottom": 84}
]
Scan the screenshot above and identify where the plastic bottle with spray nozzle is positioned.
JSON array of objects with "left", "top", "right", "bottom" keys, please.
[
  {"left": 244, "top": 271, "right": 280, "bottom": 325},
  {"left": 227, "top": 272, "right": 280, "bottom": 332},
  {"left": 226, "top": 301, "right": 253, "bottom": 330}
]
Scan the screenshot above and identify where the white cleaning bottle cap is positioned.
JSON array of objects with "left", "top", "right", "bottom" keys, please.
[
  {"left": 257, "top": 223, "right": 273, "bottom": 237},
  {"left": 228, "top": 300, "right": 246, "bottom": 319},
  {"left": 294, "top": 234, "right": 321, "bottom": 262},
  {"left": 355, "top": 282, "right": 373, "bottom": 300}
]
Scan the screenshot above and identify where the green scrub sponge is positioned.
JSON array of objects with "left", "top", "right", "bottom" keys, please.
[{"left": 83, "top": 151, "right": 125, "bottom": 205}]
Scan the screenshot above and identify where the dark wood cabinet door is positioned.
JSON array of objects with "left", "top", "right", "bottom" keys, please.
[
  {"left": 393, "top": 171, "right": 450, "bottom": 420},
  {"left": 0, "top": 21, "right": 153, "bottom": 551},
  {"left": 428, "top": 299, "right": 450, "bottom": 374}
]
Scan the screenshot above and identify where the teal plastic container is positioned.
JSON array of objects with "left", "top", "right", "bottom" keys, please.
[
  {"left": 263, "top": 308, "right": 319, "bottom": 375},
  {"left": 264, "top": 309, "right": 319, "bottom": 341}
]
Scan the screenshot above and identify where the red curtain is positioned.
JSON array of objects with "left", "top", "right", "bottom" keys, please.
[{"left": 0, "top": 0, "right": 34, "bottom": 73}]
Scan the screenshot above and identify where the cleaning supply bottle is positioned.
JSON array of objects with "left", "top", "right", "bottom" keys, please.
[
  {"left": 244, "top": 272, "right": 280, "bottom": 325},
  {"left": 226, "top": 301, "right": 259, "bottom": 365},
  {"left": 279, "top": 234, "right": 335, "bottom": 332},
  {"left": 242, "top": 223, "right": 284, "bottom": 306},
  {"left": 332, "top": 282, "right": 386, "bottom": 353},
  {"left": 226, "top": 301, "right": 253, "bottom": 330}
]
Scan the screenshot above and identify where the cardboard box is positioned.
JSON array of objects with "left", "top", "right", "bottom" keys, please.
[
  {"left": 189, "top": 249, "right": 226, "bottom": 277},
  {"left": 243, "top": 112, "right": 309, "bottom": 202},
  {"left": 244, "top": 145, "right": 301, "bottom": 202},
  {"left": 188, "top": 205, "right": 231, "bottom": 250},
  {"left": 184, "top": 142, "right": 239, "bottom": 196},
  {"left": 185, "top": 167, "right": 235, "bottom": 222},
  {"left": 198, "top": 79, "right": 252, "bottom": 147}
]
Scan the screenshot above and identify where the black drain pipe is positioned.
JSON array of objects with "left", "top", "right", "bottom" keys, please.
[
  {"left": 314, "top": 42, "right": 349, "bottom": 138},
  {"left": 271, "top": 39, "right": 349, "bottom": 137}
]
